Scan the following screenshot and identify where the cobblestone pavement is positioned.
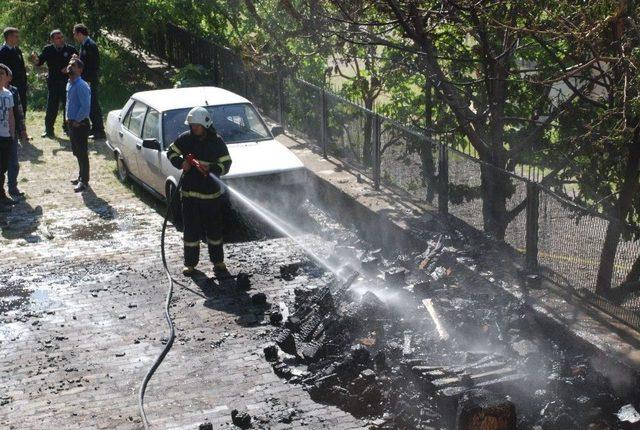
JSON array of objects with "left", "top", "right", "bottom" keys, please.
[{"left": 0, "top": 113, "right": 365, "bottom": 429}]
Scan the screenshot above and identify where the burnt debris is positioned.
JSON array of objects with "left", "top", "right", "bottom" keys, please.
[
  {"left": 262, "top": 238, "right": 636, "bottom": 430},
  {"left": 231, "top": 409, "right": 251, "bottom": 428}
]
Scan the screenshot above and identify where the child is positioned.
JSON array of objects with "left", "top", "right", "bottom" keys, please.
[{"left": 0, "top": 63, "right": 16, "bottom": 206}]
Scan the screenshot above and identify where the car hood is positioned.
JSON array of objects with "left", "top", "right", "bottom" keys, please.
[{"left": 224, "top": 139, "right": 304, "bottom": 179}]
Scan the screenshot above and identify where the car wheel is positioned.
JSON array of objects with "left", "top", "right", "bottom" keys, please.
[{"left": 116, "top": 154, "right": 129, "bottom": 183}]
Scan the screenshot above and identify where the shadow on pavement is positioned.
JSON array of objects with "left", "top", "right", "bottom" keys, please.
[
  {"left": 19, "top": 138, "right": 45, "bottom": 164},
  {"left": 0, "top": 199, "right": 43, "bottom": 241},
  {"left": 187, "top": 269, "right": 268, "bottom": 327},
  {"left": 81, "top": 187, "right": 116, "bottom": 219}
]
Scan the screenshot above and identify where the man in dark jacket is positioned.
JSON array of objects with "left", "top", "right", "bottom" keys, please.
[
  {"left": 0, "top": 28, "right": 27, "bottom": 116},
  {"left": 72, "top": 24, "right": 104, "bottom": 139},
  {"left": 31, "top": 29, "right": 77, "bottom": 137},
  {"left": 166, "top": 106, "right": 232, "bottom": 279}
]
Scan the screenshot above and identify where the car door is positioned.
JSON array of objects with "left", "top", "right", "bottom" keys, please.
[
  {"left": 117, "top": 101, "right": 138, "bottom": 177},
  {"left": 138, "top": 107, "right": 165, "bottom": 194},
  {"left": 120, "top": 101, "right": 147, "bottom": 180}
]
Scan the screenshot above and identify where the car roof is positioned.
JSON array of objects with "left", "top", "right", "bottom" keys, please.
[{"left": 131, "top": 86, "right": 251, "bottom": 112}]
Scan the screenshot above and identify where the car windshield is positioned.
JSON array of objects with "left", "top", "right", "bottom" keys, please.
[{"left": 163, "top": 103, "right": 271, "bottom": 146}]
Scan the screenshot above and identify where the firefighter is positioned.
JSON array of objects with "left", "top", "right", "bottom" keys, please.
[{"left": 166, "top": 106, "right": 232, "bottom": 279}]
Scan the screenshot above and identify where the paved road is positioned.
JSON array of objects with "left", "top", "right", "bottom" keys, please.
[{"left": 0, "top": 113, "right": 365, "bottom": 429}]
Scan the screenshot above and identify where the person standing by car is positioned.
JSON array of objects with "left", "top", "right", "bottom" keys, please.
[
  {"left": 3, "top": 66, "right": 28, "bottom": 198},
  {"left": 166, "top": 107, "right": 233, "bottom": 279},
  {"left": 30, "top": 29, "right": 77, "bottom": 138},
  {"left": 0, "top": 64, "right": 16, "bottom": 207},
  {"left": 0, "top": 28, "right": 27, "bottom": 116},
  {"left": 65, "top": 58, "right": 91, "bottom": 192},
  {"left": 72, "top": 24, "right": 104, "bottom": 139}
]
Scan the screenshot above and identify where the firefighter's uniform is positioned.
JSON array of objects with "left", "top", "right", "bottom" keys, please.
[{"left": 167, "top": 126, "right": 232, "bottom": 274}]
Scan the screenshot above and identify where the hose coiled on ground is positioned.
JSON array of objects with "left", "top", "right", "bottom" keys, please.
[{"left": 138, "top": 174, "right": 183, "bottom": 430}]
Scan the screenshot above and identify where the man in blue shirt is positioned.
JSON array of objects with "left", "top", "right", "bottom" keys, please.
[{"left": 66, "top": 58, "right": 91, "bottom": 192}]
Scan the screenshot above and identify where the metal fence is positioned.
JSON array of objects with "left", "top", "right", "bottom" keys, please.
[{"left": 129, "top": 23, "right": 640, "bottom": 329}]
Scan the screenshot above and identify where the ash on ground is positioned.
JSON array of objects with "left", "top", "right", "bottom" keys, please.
[{"left": 264, "top": 230, "right": 639, "bottom": 430}]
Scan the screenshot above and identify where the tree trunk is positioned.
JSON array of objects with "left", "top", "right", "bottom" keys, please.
[
  {"left": 596, "top": 126, "right": 640, "bottom": 296},
  {"left": 420, "top": 80, "right": 437, "bottom": 204},
  {"left": 480, "top": 163, "right": 510, "bottom": 240},
  {"left": 623, "top": 253, "right": 640, "bottom": 289}
]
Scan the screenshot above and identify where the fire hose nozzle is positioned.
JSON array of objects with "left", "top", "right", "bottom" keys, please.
[{"left": 185, "top": 153, "right": 209, "bottom": 177}]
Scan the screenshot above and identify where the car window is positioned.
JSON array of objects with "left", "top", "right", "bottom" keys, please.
[
  {"left": 163, "top": 103, "right": 271, "bottom": 145},
  {"left": 142, "top": 108, "right": 160, "bottom": 142},
  {"left": 124, "top": 101, "right": 147, "bottom": 137},
  {"left": 122, "top": 102, "right": 135, "bottom": 128}
]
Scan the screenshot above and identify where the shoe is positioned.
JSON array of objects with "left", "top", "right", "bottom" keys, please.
[
  {"left": 89, "top": 132, "right": 106, "bottom": 139},
  {"left": 182, "top": 266, "right": 196, "bottom": 276},
  {"left": 0, "top": 196, "right": 17, "bottom": 206},
  {"left": 70, "top": 178, "right": 80, "bottom": 185},
  {"left": 9, "top": 189, "right": 24, "bottom": 198},
  {"left": 214, "top": 263, "right": 233, "bottom": 280},
  {"left": 74, "top": 182, "right": 87, "bottom": 193},
  {"left": 41, "top": 131, "right": 54, "bottom": 138}
]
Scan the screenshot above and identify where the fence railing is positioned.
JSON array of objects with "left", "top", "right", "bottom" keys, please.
[{"left": 129, "top": 23, "right": 640, "bottom": 329}]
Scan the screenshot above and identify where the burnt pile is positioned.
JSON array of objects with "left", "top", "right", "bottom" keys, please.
[{"left": 262, "top": 236, "right": 639, "bottom": 429}]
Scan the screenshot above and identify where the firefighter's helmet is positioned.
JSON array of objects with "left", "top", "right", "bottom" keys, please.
[{"left": 185, "top": 106, "right": 213, "bottom": 128}]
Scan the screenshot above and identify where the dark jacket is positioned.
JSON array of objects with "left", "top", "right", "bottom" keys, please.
[
  {"left": 78, "top": 37, "right": 99, "bottom": 84},
  {"left": 0, "top": 44, "right": 27, "bottom": 90},
  {"left": 167, "top": 129, "right": 232, "bottom": 199},
  {"left": 36, "top": 44, "right": 77, "bottom": 83},
  {"left": 8, "top": 85, "right": 25, "bottom": 137}
]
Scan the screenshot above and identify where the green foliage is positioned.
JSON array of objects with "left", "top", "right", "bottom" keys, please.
[{"left": 170, "top": 64, "right": 212, "bottom": 88}]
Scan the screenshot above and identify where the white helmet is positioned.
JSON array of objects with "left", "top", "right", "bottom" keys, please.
[{"left": 185, "top": 106, "right": 213, "bottom": 128}]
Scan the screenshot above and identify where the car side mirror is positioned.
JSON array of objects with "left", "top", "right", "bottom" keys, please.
[
  {"left": 142, "top": 138, "right": 161, "bottom": 151},
  {"left": 271, "top": 125, "right": 284, "bottom": 137}
]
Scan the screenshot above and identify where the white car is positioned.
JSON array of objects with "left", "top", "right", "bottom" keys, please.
[{"left": 105, "top": 86, "right": 306, "bottom": 213}]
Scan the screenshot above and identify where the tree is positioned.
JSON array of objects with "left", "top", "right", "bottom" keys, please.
[
  {"left": 548, "top": 0, "right": 640, "bottom": 297},
  {"left": 316, "top": 0, "right": 607, "bottom": 239}
]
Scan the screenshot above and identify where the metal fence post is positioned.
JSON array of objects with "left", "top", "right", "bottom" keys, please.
[
  {"left": 438, "top": 143, "right": 449, "bottom": 215},
  {"left": 525, "top": 181, "right": 540, "bottom": 273},
  {"left": 373, "top": 114, "right": 381, "bottom": 190},
  {"left": 277, "top": 71, "right": 285, "bottom": 128},
  {"left": 212, "top": 46, "right": 221, "bottom": 87},
  {"left": 243, "top": 67, "right": 249, "bottom": 98},
  {"left": 321, "top": 88, "right": 328, "bottom": 159}
]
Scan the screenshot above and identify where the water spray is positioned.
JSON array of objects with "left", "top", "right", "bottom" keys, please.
[{"left": 138, "top": 154, "right": 355, "bottom": 428}]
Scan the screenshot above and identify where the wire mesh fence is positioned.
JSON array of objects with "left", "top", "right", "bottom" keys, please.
[
  {"left": 379, "top": 120, "right": 440, "bottom": 204},
  {"left": 129, "top": 23, "right": 640, "bottom": 330},
  {"left": 283, "top": 80, "right": 322, "bottom": 147},
  {"left": 446, "top": 148, "right": 485, "bottom": 232},
  {"left": 245, "top": 67, "right": 280, "bottom": 122},
  {"left": 325, "top": 93, "right": 374, "bottom": 175}
]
